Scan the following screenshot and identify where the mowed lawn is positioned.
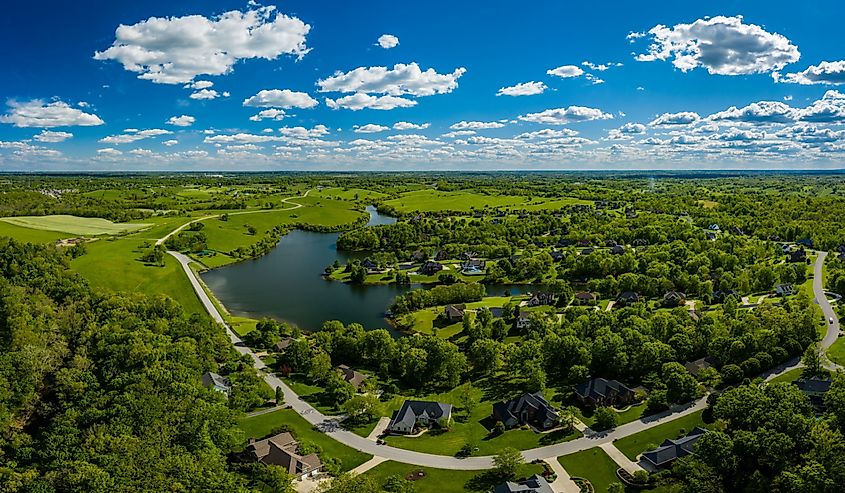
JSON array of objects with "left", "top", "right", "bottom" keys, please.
[
  {"left": 0, "top": 215, "right": 151, "bottom": 235},
  {"left": 382, "top": 383, "right": 581, "bottom": 456},
  {"left": 236, "top": 408, "right": 371, "bottom": 471},
  {"left": 613, "top": 410, "right": 708, "bottom": 461},
  {"left": 558, "top": 447, "right": 624, "bottom": 493},
  {"left": 361, "top": 460, "right": 545, "bottom": 493}
]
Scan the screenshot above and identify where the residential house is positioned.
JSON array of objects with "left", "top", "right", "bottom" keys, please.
[
  {"left": 775, "top": 283, "right": 796, "bottom": 297},
  {"left": 705, "top": 231, "right": 717, "bottom": 241},
  {"left": 610, "top": 245, "right": 626, "bottom": 255},
  {"left": 683, "top": 357, "right": 715, "bottom": 377},
  {"left": 492, "top": 392, "right": 560, "bottom": 430},
  {"left": 577, "top": 239, "right": 591, "bottom": 247},
  {"left": 444, "top": 304, "right": 466, "bottom": 323},
  {"left": 419, "top": 261, "right": 444, "bottom": 276},
  {"left": 434, "top": 249, "right": 450, "bottom": 261},
  {"left": 796, "top": 238, "right": 814, "bottom": 248},
  {"left": 528, "top": 292, "right": 555, "bottom": 306},
  {"left": 410, "top": 251, "right": 427, "bottom": 262},
  {"left": 516, "top": 310, "right": 532, "bottom": 330},
  {"left": 461, "top": 259, "right": 486, "bottom": 274},
  {"left": 780, "top": 243, "right": 793, "bottom": 254},
  {"left": 574, "top": 292, "right": 597, "bottom": 305},
  {"left": 642, "top": 428, "right": 708, "bottom": 469},
  {"left": 604, "top": 239, "right": 618, "bottom": 247},
  {"left": 795, "top": 376, "right": 833, "bottom": 411},
  {"left": 202, "top": 372, "right": 231, "bottom": 395},
  {"left": 387, "top": 400, "right": 452, "bottom": 434},
  {"left": 573, "top": 377, "right": 636, "bottom": 407},
  {"left": 788, "top": 248, "right": 808, "bottom": 263},
  {"left": 632, "top": 238, "right": 649, "bottom": 247},
  {"left": 459, "top": 252, "right": 477, "bottom": 261},
  {"left": 274, "top": 337, "right": 295, "bottom": 352},
  {"left": 360, "top": 258, "right": 378, "bottom": 271},
  {"left": 729, "top": 226, "right": 745, "bottom": 235},
  {"left": 243, "top": 432, "right": 322, "bottom": 480},
  {"left": 616, "top": 291, "right": 641, "bottom": 305},
  {"left": 663, "top": 291, "right": 686, "bottom": 307},
  {"left": 580, "top": 247, "right": 594, "bottom": 255},
  {"left": 550, "top": 250, "right": 565, "bottom": 262},
  {"left": 337, "top": 364, "right": 367, "bottom": 390},
  {"left": 493, "top": 475, "right": 554, "bottom": 493},
  {"left": 708, "top": 224, "right": 720, "bottom": 231},
  {"left": 712, "top": 289, "right": 739, "bottom": 303}
]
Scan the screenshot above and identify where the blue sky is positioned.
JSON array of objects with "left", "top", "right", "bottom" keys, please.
[{"left": 2, "top": 0, "right": 845, "bottom": 170}]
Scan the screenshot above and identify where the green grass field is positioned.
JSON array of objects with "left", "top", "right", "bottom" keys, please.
[
  {"left": 768, "top": 367, "right": 804, "bottom": 384},
  {"left": 311, "top": 187, "right": 389, "bottom": 202},
  {"left": 0, "top": 220, "right": 73, "bottom": 243},
  {"left": 382, "top": 190, "right": 589, "bottom": 214},
  {"left": 613, "top": 410, "right": 708, "bottom": 461},
  {"left": 400, "top": 296, "right": 520, "bottom": 338},
  {"left": 0, "top": 215, "right": 151, "bottom": 235},
  {"left": 361, "top": 460, "right": 545, "bottom": 493},
  {"left": 558, "top": 447, "right": 625, "bottom": 493},
  {"left": 236, "top": 408, "right": 372, "bottom": 471}
]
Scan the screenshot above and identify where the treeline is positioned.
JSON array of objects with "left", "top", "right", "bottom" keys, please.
[
  {"left": 390, "top": 282, "right": 486, "bottom": 314},
  {"left": 0, "top": 238, "right": 274, "bottom": 492}
]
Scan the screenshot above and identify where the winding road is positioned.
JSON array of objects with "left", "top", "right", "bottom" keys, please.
[{"left": 167, "top": 222, "right": 841, "bottom": 470}]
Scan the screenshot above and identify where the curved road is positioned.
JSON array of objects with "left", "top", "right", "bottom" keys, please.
[
  {"left": 168, "top": 237, "right": 839, "bottom": 470},
  {"left": 814, "top": 251, "right": 841, "bottom": 367}
]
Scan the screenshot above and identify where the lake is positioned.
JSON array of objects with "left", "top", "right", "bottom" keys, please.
[{"left": 202, "top": 206, "right": 536, "bottom": 331}]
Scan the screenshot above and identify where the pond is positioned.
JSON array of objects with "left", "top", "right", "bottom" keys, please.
[{"left": 201, "top": 206, "right": 536, "bottom": 331}]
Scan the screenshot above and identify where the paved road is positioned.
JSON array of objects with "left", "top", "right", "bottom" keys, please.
[{"left": 815, "top": 251, "right": 841, "bottom": 352}]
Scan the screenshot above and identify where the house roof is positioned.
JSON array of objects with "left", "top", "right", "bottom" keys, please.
[
  {"left": 388, "top": 400, "right": 452, "bottom": 431},
  {"left": 338, "top": 365, "right": 367, "bottom": 388},
  {"left": 246, "top": 432, "right": 322, "bottom": 475},
  {"left": 642, "top": 427, "right": 707, "bottom": 466},
  {"left": 493, "top": 392, "right": 560, "bottom": 428},
  {"left": 573, "top": 377, "right": 634, "bottom": 401},
  {"left": 274, "top": 337, "right": 295, "bottom": 351},
  {"left": 444, "top": 304, "right": 466, "bottom": 318},
  {"left": 617, "top": 291, "right": 640, "bottom": 302},
  {"left": 683, "top": 357, "right": 714, "bottom": 375},
  {"left": 201, "top": 372, "right": 231, "bottom": 391},
  {"left": 795, "top": 376, "right": 833, "bottom": 395},
  {"left": 575, "top": 291, "right": 596, "bottom": 300},
  {"left": 493, "top": 475, "right": 554, "bottom": 493}
]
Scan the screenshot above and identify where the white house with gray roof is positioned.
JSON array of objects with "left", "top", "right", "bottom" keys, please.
[{"left": 387, "top": 400, "right": 452, "bottom": 434}]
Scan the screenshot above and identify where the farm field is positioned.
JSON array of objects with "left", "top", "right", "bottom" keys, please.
[
  {"left": 0, "top": 214, "right": 151, "bottom": 235},
  {"left": 0, "top": 220, "right": 73, "bottom": 243},
  {"left": 382, "top": 189, "right": 589, "bottom": 213}
]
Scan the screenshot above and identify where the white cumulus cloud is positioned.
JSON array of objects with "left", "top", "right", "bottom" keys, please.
[
  {"left": 242, "top": 89, "right": 318, "bottom": 108},
  {"left": 99, "top": 128, "right": 172, "bottom": 144},
  {"left": 325, "top": 93, "right": 417, "bottom": 111},
  {"left": 393, "top": 121, "right": 430, "bottom": 130},
  {"left": 649, "top": 112, "right": 700, "bottom": 126},
  {"left": 497, "top": 81, "right": 547, "bottom": 97},
  {"left": 518, "top": 106, "right": 613, "bottom": 125},
  {"left": 318, "top": 63, "right": 466, "bottom": 96},
  {"left": 776, "top": 61, "right": 845, "bottom": 85},
  {"left": 34, "top": 130, "right": 73, "bottom": 142},
  {"left": 547, "top": 65, "right": 584, "bottom": 78},
  {"left": 249, "top": 109, "right": 287, "bottom": 121},
  {"left": 0, "top": 100, "right": 104, "bottom": 128},
  {"left": 167, "top": 115, "right": 195, "bottom": 127},
  {"left": 449, "top": 121, "right": 506, "bottom": 130},
  {"left": 94, "top": 5, "right": 311, "bottom": 84},
  {"left": 353, "top": 124, "right": 389, "bottom": 133},
  {"left": 377, "top": 34, "right": 399, "bottom": 49},
  {"left": 632, "top": 15, "right": 799, "bottom": 75}
]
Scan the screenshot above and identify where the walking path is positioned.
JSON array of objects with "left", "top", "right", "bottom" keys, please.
[
  {"left": 600, "top": 442, "right": 644, "bottom": 474},
  {"left": 366, "top": 417, "right": 391, "bottom": 441},
  {"left": 544, "top": 459, "right": 580, "bottom": 493},
  {"left": 168, "top": 236, "right": 840, "bottom": 472},
  {"left": 350, "top": 456, "right": 388, "bottom": 475}
]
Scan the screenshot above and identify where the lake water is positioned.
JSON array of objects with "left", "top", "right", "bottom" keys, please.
[{"left": 202, "top": 206, "right": 536, "bottom": 331}]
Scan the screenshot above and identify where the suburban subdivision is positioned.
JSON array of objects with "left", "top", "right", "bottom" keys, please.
[{"left": 2, "top": 173, "right": 845, "bottom": 493}]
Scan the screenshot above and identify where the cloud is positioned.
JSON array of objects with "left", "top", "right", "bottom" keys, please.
[
  {"left": 377, "top": 34, "right": 399, "bottom": 49},
  {"left": 205, "top": 133, "right": 281, "bottom": 144},
  {"left": 649, "top": 111, "right": 700, "bottom": 125},
  {"left": 442, "top": 130, "right": 476, "bottom": 138},
  {"left": 0, "top": 100, "right": 104, "bottom": 128},
  {"left": 163, "top": 139, "right": 179, "bottom": 146},
  {"left": 353, "top": 124, "right": 389, "bottom": 133},
  {"left": 708, "top": 100, "right": 794, "bottom": 124},
  {"left": 167, "top": 115, "right": 195, "bottom": 127},
  {"left": 449, "top": 121, "right": 505, "bottom": 130},
  {"left": 96, "top": 148, "right": 123, "bottom": 156},
  {"left": 325, "top": 93, "right": 417, "bottom": 110},
  {"left": 318, "top": 63, "right": 466, "bottom": 96},
  {"left": 546, "top": 65, "right": 584, "bottom": 78},
  {"left": 190, "top": 89, "right": 227, "bottom": 100},
  {"left": 99, "top": 128, "right": 172, "bottom": 144},
  {"left": 776, "top": 61, "right": 845, "bottom": 85},
  {"left": 515, "top": 129, "right": 579, "bottom": 139},
  {"left": 582, "top": 61, "right": 623, "bottom": 71},
  {"left": 618, "top": 122, "right": 647, "bottom": 134},
  {"left": 497, "top": 81, "right": 547, "bottom": 97},
  {"left": 393, "top": 121, "right": 429, "bottom": 130},
  {"left": 185, "top": 80, "right": 214, "bottom": 90},
  {"left": 34, "top": 130, "right": 73, "bottom": 142},
  {"left": 242, "top": 89, "right": 318, "bottom": 108},
  {"left": 796, "top": 92, "right": 845, "bottom": 122},
  {"left": 518, "top": 106, "right": 613, "bottom": 125},
  {"left": 249, "top": 109, "right": 287, "bottom": 121},
  {"left": 279, "top": 125, "right": 330, "bottom": 138},
  {"left": 632, "top": 15, "right": 799, "bottom": 75},
  {"left": 94, "top": 5, "right": 310, "bottom": 84}
]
